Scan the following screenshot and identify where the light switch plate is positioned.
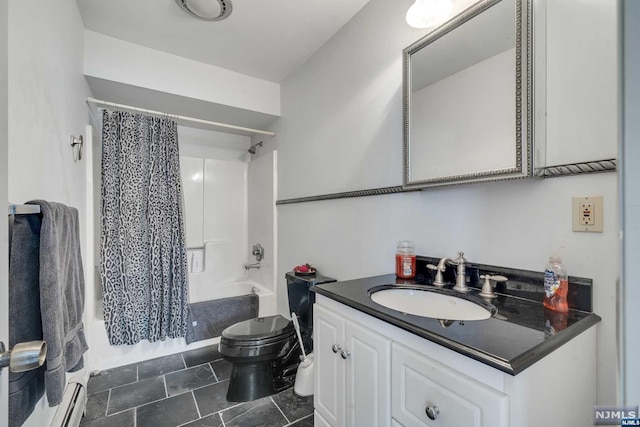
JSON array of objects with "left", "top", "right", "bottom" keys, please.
[{"left": 573, "top": 196, "right": 603, "bottom": 232}]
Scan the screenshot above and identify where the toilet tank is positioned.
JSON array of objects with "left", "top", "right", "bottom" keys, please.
[{"left": 286, "top": 271, "right": 336, "bottom": 352}]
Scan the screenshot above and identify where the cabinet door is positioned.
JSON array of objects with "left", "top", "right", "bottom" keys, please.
[
  {"left": 392, "top": 343, "right": 508, "bottom": 427},
  {"left": 314, "top": 304, "right": 346, "bottom": 427},
  {"left": 315, "top": 410, "right": 333, "bottom": 427},
  {"left": 344, "top": 321, "right": 391, "bottom": 427}
]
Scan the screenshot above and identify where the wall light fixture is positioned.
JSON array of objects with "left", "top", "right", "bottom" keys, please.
[{"left": 406, "top": 0, "right": 453, "bottom": 28}]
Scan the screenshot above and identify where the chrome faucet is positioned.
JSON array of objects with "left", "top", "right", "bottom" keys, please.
[
  {"left": 479, "top": 274, "right": 508, "bottom": 298},
  {"left": 244, "top": 262, "right": 261, "bottom": 271},
  {"left": 427, "top": 252, "right": 469, "bottom": 292},
  {"left": 244, "top": 243, "right": 264, "bottom": 271},
  {"left": 451, "top": 252, "right": 468, "bottom": 292},
  {"left": 427, "top": 257, "right": 453, "bottom": 287}
]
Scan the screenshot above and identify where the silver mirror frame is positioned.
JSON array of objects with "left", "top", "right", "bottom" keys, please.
[{"left": 402, "top": 0, "right": 533, "bottom": 189}]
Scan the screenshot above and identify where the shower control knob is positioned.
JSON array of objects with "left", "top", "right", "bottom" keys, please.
[
  {"left": 331, "top": 344, "right": 341, "bottom": 353},
  {"left": 340, "top": 350, "right": 351, "bottom": 360},
  {"left": 425, "top": 405, "right": 440, "bottom": 420}
]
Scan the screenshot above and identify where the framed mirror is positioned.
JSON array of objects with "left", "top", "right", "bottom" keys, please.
[{"left": 403, "top": 0, "right": 533, "bottom": 189}]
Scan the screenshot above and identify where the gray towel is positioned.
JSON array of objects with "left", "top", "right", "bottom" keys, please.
[
  {"left": 8, "top": 213, "right": 46, "bottom": 427},
  {"left": 27, "top": 200, "right": 88, "bottom": 407}
]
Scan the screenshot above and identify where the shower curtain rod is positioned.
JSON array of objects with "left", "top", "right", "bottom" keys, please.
[{"left": 86, "top": 97, "right": 276, "bottom": 137}]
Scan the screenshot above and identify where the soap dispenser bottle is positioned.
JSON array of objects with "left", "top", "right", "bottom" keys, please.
[{"left": 543, "top": 248, "right": 569, "bottom": 312}]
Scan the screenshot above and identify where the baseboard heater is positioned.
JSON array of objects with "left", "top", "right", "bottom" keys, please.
[{"left": 50, "top": 381, "right": 87, "bottom": 427}]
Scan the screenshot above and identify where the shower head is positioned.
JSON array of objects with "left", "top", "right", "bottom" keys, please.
[{"left": 248, "top": 141, "right": 263, "bottom": 154}]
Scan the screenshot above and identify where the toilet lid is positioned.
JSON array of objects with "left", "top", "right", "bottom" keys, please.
[{"left": 222, "top": 315, "right": 293, "bottom": 340}]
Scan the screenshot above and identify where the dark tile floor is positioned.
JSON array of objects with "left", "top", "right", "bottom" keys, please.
[{"left": 81, "top": 345, "right": 314, "bottom": 427}]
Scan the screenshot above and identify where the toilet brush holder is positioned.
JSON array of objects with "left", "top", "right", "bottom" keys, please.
[{"left": 293, "top": 353, "right": 314, "bottom": 397}]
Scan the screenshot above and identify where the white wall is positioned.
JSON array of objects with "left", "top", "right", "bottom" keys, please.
[
  {"left": 7, "top": 0, "right": 92, "bottom": 425},
  {"left": 276, "top": 0, "right": 619, "bottom": 405},
  {"left": 8, "top": 5, "right": 92, "bottom": 209},
  {"left": 621, "top": 0, "right": 640, "bottom": 405},
  {"left": 84, "top": 31, "right": 281, "bottom": 117}
]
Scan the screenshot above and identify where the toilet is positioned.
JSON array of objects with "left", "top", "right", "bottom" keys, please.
[{"left": 219, "top": 272, "right": 336, "bottom": 402}]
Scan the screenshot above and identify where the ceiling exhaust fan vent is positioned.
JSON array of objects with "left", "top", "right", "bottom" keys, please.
[{"left": 175, "top": 0, "right": 233, "bottom": 21}]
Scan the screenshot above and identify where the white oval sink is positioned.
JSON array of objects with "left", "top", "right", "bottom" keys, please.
[{"left": 370, "top": 288, "right": 492, "bottom": 321}]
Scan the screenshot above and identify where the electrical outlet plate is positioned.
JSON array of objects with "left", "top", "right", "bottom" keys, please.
[{"left": 573, "top": 196, "right": 603, "bottom": 232}]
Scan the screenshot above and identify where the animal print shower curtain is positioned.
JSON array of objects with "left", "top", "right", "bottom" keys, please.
[{"left": 100, "top": 110, "right": 189, "bottom": 345}]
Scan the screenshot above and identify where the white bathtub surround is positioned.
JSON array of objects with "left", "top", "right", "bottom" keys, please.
[
  {"left": 247, "top": 151, "right": 278, "bottom": 295},
  {"left": 181, "top": 157, "right": 205, "bottom": 248},
  {"left": 181, "top": 156, "right": 249, "bottom": 284},
  {"left": 180, "top": 133, "right": 278, "bottom": 295},
  {"left": 187, "top": 248, "right": 205, "bottom": 274},
  {"left": 187, "top": 239, "right": 248, "bottom": 286}
]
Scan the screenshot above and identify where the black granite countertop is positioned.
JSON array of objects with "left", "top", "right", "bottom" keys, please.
[{"left": 311, "top": 272, "right": 601, "bottom": 375}]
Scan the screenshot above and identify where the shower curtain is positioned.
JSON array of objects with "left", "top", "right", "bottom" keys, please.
[{"left": 100, "top": 110, "right": 189, "bottom": 345}]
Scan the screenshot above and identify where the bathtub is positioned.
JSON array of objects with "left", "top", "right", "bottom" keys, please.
[
  {"left": 88, "top": 279, "right": 276, "bottom": 371},
  {"left": 189, "top": 280, "right": 276, "bottom": 318}
]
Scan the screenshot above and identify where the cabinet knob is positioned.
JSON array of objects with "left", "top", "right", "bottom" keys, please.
[
  {"left": 340, "top": 350, "right": 351, "bottom": 359},
  {"left": 425, "top": 405, "right": 440, "bottom": 420},
  {"left": 331, "top": 344, "right": 341, "bottom": 353}
]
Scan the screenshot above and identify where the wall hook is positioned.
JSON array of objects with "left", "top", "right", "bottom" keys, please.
[{"left": 70, "top": 135, "right": 83, "bottom": 162}]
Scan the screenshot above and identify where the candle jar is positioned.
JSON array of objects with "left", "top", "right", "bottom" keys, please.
[{"left": 395, "top": 240, "right": 416, "bottom": 279}]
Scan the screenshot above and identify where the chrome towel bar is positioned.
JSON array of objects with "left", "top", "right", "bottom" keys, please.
[{"left": 8, "top": 204, "right": 41, "bottom": 215}]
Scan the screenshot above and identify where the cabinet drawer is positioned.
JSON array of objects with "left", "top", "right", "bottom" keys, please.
[{"left": 392, "top": 343, "right": 508, "bottom": 427}]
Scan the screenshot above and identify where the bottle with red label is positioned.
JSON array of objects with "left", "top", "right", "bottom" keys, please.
[
  {"left": 543, "top": 247, "right": 569, "bottom": 312},
  {"left": 395, "top": 241, "right": 416, "bottom": 279}
]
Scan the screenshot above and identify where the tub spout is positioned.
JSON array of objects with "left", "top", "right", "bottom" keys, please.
[{"left": 244, "top": 262, "right": 261, "bottom": 271}]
